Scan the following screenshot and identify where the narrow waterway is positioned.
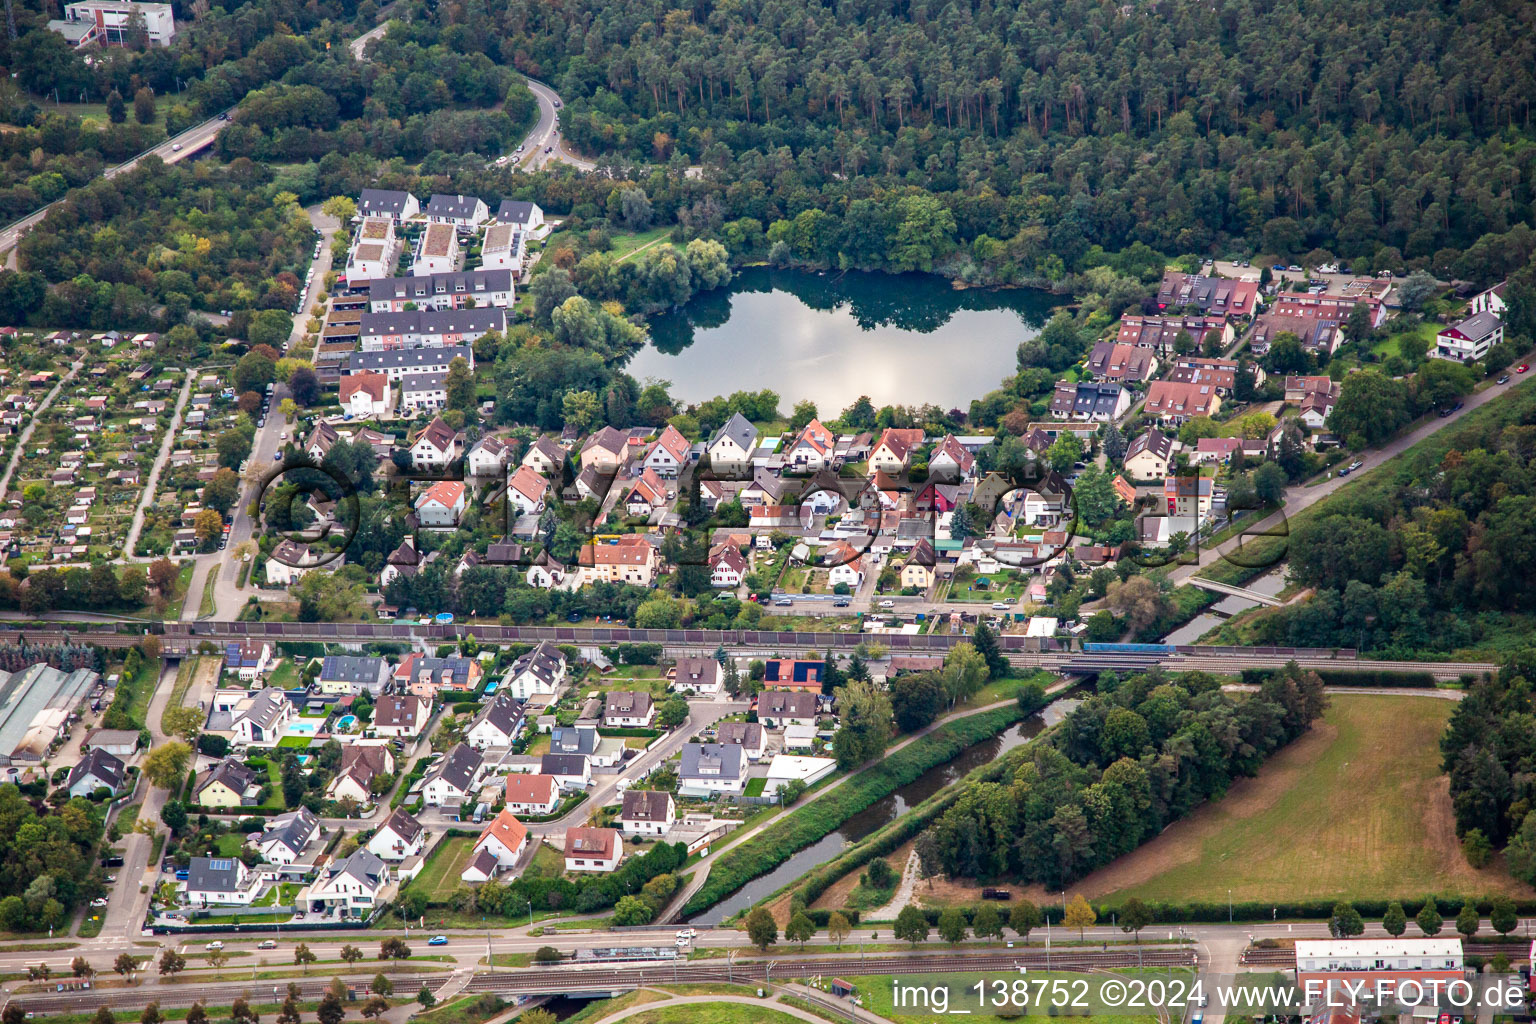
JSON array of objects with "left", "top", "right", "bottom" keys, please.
[
  {"left": 1161, "top": 568, "right": 1288, "bottom": 646},
  {"left": 688, "top": 697, "right": 1080, "bottom": 926}
]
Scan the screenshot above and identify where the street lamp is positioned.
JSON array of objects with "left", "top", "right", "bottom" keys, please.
[
  {"left": 727, "top": 949, "right": 737, "bottom": 983},
  {"left": 1228, "top": 889, "right": 1232, "bottom": 924}
]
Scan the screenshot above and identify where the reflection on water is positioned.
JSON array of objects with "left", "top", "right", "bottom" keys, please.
[
  {"left": 633, "top": 267, "right": 1059, "bottom": 411},
  {"left": 688, "top": 698, "right": 1077, "bottom": 926}
]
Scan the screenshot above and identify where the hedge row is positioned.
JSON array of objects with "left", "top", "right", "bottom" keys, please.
[
  {"left": 1239, "top": 668, "right": 1439, "bottom": 688},
  {"left": 598, "top": 727, "right": 661, "bottom": 738},
  {"left": 1082, "top": 895, "right": 1536, "bottom": 924},
  {"left": 682, "top": 704, "right": 1027, "bottom": 916}
]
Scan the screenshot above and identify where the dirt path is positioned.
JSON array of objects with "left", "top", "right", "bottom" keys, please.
[{"left": 869, "top": 849, "right": 921, "bottom": 921}]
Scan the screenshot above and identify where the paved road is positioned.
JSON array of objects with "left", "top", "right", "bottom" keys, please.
[
  {"left": 0, "top": 360, "right": 82, "bottom": 499},
  {"left": 123, "top": 369, "right": 197, "bottom": 560},
  {"left": 517, "top": 78, "right": 595, "bottom": 172},
  {"left": 1167, "top": 367, "right": 1534, "bottom": 585}
]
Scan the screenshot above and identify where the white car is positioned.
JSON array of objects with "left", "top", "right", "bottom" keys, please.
[
  {"left": 90, "top": 898, "right": 109, "bottom": 908},
  {"left": 205, "top": 941, "right": 223, "bottom": 951}
]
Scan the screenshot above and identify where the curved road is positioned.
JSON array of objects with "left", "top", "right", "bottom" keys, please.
[{"left": 515, "top": 78, "right": 595, "bottom": 172}]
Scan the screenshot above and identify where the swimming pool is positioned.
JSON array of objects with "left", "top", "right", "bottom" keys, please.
[
  {"left": 286, "top": 721, "right": 318, "bottom": 736},
  {"left": 335, "top": 715, "right": 357, "bottom": 731}
]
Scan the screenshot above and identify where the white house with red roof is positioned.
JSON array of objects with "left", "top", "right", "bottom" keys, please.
[
  {"left": 506, "top": 465, "right": 550, "bottom": 516},
  {"left": 410, "top": 417, "right": 462, "bottom": 469},
  {"left": 624, "top": 468, "right": 671, "bottom": 516},
  {"left": 415, "top": 480, "right": 467, "bottom": 527},
  {"left": 786, "top": 418, "right": 835, "bottom": 471},
  {"left": 868, "top": 428, "right": 925, "bottom": 474},
  {"left": 470, "top": 809, "right": 529, "bottom": 873},
  {"left": 504, "top": 774, "right": 560, "bottom": 816},
  {"left": 927, "top": 434, "right": 975, "bottom": 481},
  {"left": 709, "top": 544, "right": 747, "bottom": 587},
  {"left": 824, "top": 540, "right": 866, "bottom": 589},
  {"left": 564, "top": 826, "right": 623, "bottom": 873},
  {"left": 466, "top": 435, "right": 512, "bottom": 477},
  {"left": 339, "top": 372, "right": 391, "bottom": 418},
  {"left": 644, "top": 424, "right": 692, "bottom": 478}
]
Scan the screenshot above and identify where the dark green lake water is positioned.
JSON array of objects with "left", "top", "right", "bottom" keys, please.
[{"left": 630, "top": 267, "right": 1060, "bottom": 412}]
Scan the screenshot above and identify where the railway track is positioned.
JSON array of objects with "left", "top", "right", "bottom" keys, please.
[{"left": 465, "top": 948, "right": 1199, "bottom": 995}]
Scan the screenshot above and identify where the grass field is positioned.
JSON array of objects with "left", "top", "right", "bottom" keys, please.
[
  {"left": 411, "top": 836, "right": 476, "bottom": 900},
  {"left": 1075, "top": 695, "right": 1534, "bottom": 906},
  {"left": 843, "top": 973, "right": 1167, "bottom": 1024},
  {"left": 161, "top": 656, "right": 220, "bottom": 734},
  {"left": 618, "top": 1005, "right": 801, "bottom": 1024}
]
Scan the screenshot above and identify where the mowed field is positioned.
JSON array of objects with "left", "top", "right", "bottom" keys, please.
[
  {"left": 409, "top": 836, "right": 476, "bottom": 901},
  {"left": 1075, "top": 694, "right": 1534, "bottom": 906}
]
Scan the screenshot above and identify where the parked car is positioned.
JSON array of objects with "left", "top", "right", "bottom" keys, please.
[
  {"left": 90, "top": 898, "right": 108, "bottom": 908},
  {"left": 1519, "top": 364, "right": 1531, "bottom": 373},
  {"left": 1499, "top": 375, "right": 1510, "bottom": 384}
]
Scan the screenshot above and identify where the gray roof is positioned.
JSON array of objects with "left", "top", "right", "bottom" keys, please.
[
  {"left": 469, "top": 694, "right": 525, "bottom": 740},
  {"left": 198, "top": 757, "right": 258, "bottom": 800},
  {"left": 349, "top": 346, "right": 473, "bottom": 373},
  {"left": 0, "top": 664, "right": 99, "bottom": 762},
  {"left": 381, "top": 807, "right": 423, "bottom": 844},
  {"left": 320, "top": 656, "right": 386, "bottom": 685},
  {"left": 325, "top": 848, "right": 386, "bottom": 889},
  {"left": 424, "top": 743, "right": 482, "bottom": 794},
  {"left": 710, "top": 412, "right": 757, "bottom": 453},
  {"left": 716, "top": 721, "right": 763, "bottom": 749},
  {"left": 400, "top": 371, "right": 448, "bottom": 395},
  {"left": 510, "top": 641, "right": 565, "bottom": 689},
  {"left": 187, "top": 856, "right": 245, "bottom": 894},
  {"left": 465, "top": 846, "right": 498, "bottom": 879},
  {"left": 368, "top": 270, "right": 513, "bottom": 302},
  {"left": 360, "top": 308, "right": 504, "bottom": 339},
  {"left": 260, "top": 807, "right": 319, "bottom": 856},
  {"left": 358, "top": 189, "right": 416, "bottom": 217},
  {"left": 238, "top": 689, "right": 290, "bottom": 731},
  {"left": 67, "top": 748, "right": 125, "bottom": 791},
  {"left": 550, "top": 724, "right": 599, "bottom": 755},
  {"left": 1449, "top": 310, "right": 1503, "bottom": 343},
  {"left": 672, "top": 658, "right": 720, "bottom": 689},
  {"left": 540, "top": 753, "right": 588, "bottom": 777},
  {"left": 495, "top": 199, "right": 540, "bottom": 224},
  {"left": 680, "top": 742, "right": 743, "bottom": 780},
  {"left": 758, "top": 691, "right": 818, "bottom": 718},
  {"left": 425, "top": 193, "right": 485, "bottom": 220}
]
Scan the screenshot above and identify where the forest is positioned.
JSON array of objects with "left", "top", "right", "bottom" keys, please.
[
  {"left": 919, "top": 662, "right": 1327, "bottom": 891},
  {"left": 1440, "top": 658, "right": 1536, "bottom": 885}
]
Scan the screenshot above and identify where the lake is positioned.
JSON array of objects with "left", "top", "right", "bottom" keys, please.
[{"left": 629, "top": 267, "right": 1060, "bottom": 413}]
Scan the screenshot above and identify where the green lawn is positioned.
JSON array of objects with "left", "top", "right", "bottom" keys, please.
[
  {"left": 268, "top": 660, "right": 299, "bottom": 690},
  {"left": 1094, "top": 695, "right": 1533, "bottom": 905},
  {"left": 609, "top": 226, "right": 674, "bottom": 261},
  {"left": 27, "top": 97, "right": 167, "bottom": 128},
  {"left": 214, "top": 833, "right": 245, "bottom": 857},
  {"left": 409, "top": 836, "right": 477, "bottom": 901},
  {"left": 843, "top": 972, "right": 1171, "bottom": 1024},
  {"left": 523, "top": 842, "right": 564, "bottom": 880},
  {"left": 618, "top": 1006, "right": 802, "bottom": 1024},
  {"left": 275, "top": 736, "right": 312, "bottom": 749},
  {"left": 743, "top": 777, "right": 767, "bottom": 798}
]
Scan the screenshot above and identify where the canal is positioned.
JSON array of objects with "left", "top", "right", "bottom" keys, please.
[
  {"left": 630, "top": 266, "right": 1060, "bottom": 412},
  {"left": 688, "top": 696, "right": 1081, "bottom": 926}
]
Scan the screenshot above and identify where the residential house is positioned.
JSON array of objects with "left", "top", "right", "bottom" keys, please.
[
  {"left": 824, "top": 540, "right": 865, "bottom": 589},
  {"left": 1468, "top": 282, "right": 1507, "bottom": 317},
  {"left": 525, "top": 551, "right": 569, "bottom": 590},
  {"left": 1284, "top": 376, "right": 1338, "bottom": 404},
  {"left": 424, "top": 193, "right": 490, "bottom": 231},
  {"left": 1154, "top": 272, "right": 1259, "bottom": 319},
  {"left": 927, "top": 434, "right": 975, "bottom": 482},
  {"left": 1086, "top": 342, "right": 1158, "bottom": 382},
  {"left": 339, "top": 373, "right": 392, "bottom": 418},
  {"left": 603, "top": 691, "right": 654, "bottom": 728},
  {"left": 504, "top": 641, "right": 567, "bottom": 700},
  {"left": 868, "top": 427, "right": 926, "bottom": 474},
  {"left": 223, "top": 640, "right": 272, "bottom": 681},
  {"left": 1250, "top": 313, "right": 1343, "bottom": 356},
  {"left": 679, "top": 743, "right": 747, "bottom": 796},
  {"left": 785, "top": 418, "right": 836, "bottom": 472},
  {"left": 1166, "top": 356, "right": 1243, "bottom": 394},
  {"left": 901, "top": 538, "right": 937, "bottom": 590},
  {"left": 1434, "top": 311, "right": 1504, "bottom": 363},
  {"left": 306, "top": 420, "right": 341, "bottom": 460},
  {"left": 258, "top": 808, "right": 319, "bottom": 865},
  {"left": 410, "top": 417, "right": 463, "bottom": 469},
  {"left": 470, "top": 810, "right": 528, "bottom": 876},
  {"left": 709, "top": 544, "right": 747, "bottom": 588},
  {"left": 305, "top": 849, "right": 387, "bottom": 919},
  {"left": 739, "top": 468, "right": 796, "bottom": 508},
  {"left": 619, "top": 790, "right": 675, "bottom": 837},
  {"left": 465, "top": 693, "right": 526, "bottom": 749},
  {"left": 645, "top": 424, "right": 692, "bottom": 478},
  {"left": 415, "top": 480, "right": 467, "bottom": 528},
  {"left": 229, "top": 689, "right": 294, "bottom": 746},
  {"left": 1143, "top": 381, "right": 1222, "bottom": 424},
  {"left": 367, "top": 808, "right": 426, "bottom": 862},
  {"left": 346, "top": 219, "right": 401, "bottom": 283},
  {"left": 670, "top": 657, "right": 721, "bottom": 697},
  {"left": 579, "top": 426, "right": 628, "bottom": 473},
  {"left": 1049, "top": 381, "right": 1130, "bottom": 422},
  {"left": 1165, "top": 474, "right": 1216, "bottom": 519},
  {"left": 706, "top": 413, "right": 758, "bottom": 476},
  {"left": 540, "top": 752, "right": 591, "bottom": 791},
  {"left": 398, "top": 371, "right": 448, "bottom": 414},
  {"left": 564, "top": 826, "right": 623, "bottom": 872},
  {"left": 357, "top": 189, "right": 419, "bottom": 223},
  {"left": 522, "top": 437, "right": 566, "bottom": 476},
  {"left": 367, "top": 270, "right": 514, "bottom": 312},
  {"left": 1192, "top": 437, "right": 1244, "bottom": 465},
  {"left": 762, "top": 659, "right": 824, "bottom": 692},
  {"left": 623, "top": 468, "right": 671, "bottom": 516},
  {"left": 1118, "top": 314, "right": 1233, "bottom": 356},
  {"left": 757, "top": 690, "right": 819, "bottom": 728},
  {"left": 372, "top": 694, "right": 432, "bottom": 739},
  {"left": 185, "top": 856, "right": 256, "bottom": 906},
  {"left": 494, "top": 199, "right": 546, "bottom": 234},
  {"left": 327, "top": 744, "right": 394, "bottom": 804},
  {"left": 265, "top": 540, "right": 328, "bottom": 587},
  {"left": 350, "top": 346, "right": 474, "bottom": 382},
  {"left": 576, "top": 535, "right": 658, "bottom": 587},
  {"left": 1300, "top": 389, "right": 1337, "bottom": 430},
  {"left": 715, "top": 721, "right": 765, "bottom": 761},
  {"left": 479, "top": 223, "right": 526, "bottom": 273},
  {"left": 194, "top": 758, "right": 262, "bottom": 808},
  {"left": 397, "top": 654, "right": 481, "bottom": 699},
  {"left": 316, "top": 655, "right": 389, "bottom": 697},
  {"left": 66, "top": 748, "right": 125, "bottom": 798},
  {"left": 503, "top": 774, "right": 560, "bottom": 816},
  {"left": 549, "top": 723, "right": 610, "bottom": 766},
  {"left": 420, "top": 743, "right": 484, "bottom": 807},
  {"left": 408, "top": 223, "right": 461, "bottom": 279},
  {"left": 1271, "top": 291, "right": 1385, "bottom": 328},
  {"left": 466, "top": 435, "right": 513, "bottom": 478}
]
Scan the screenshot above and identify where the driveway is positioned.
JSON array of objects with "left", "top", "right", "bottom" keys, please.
[{"left": 123, "top": 369, "right": 196, "bottom": 560}]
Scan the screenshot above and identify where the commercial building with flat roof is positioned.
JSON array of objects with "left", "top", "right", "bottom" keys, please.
[{"left": 0, "top": 664, "right": 100, "bottom": 763}]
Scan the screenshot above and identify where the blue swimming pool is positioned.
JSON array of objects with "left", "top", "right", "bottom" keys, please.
[
  {"left": 335, "top": 715, "right": 357, "bottom": 730},
  {"left": 286, "top": 721, "right": 318, "bottom": 736}
]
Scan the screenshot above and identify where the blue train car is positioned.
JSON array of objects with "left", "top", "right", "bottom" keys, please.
[{"left": 1082, "top": 642, "right": 1177, "bottom": 655}]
